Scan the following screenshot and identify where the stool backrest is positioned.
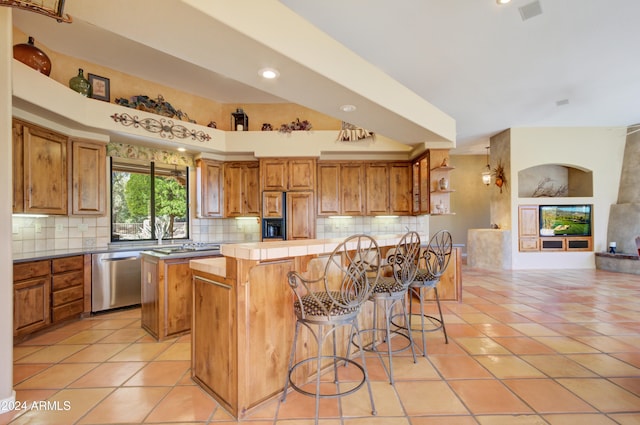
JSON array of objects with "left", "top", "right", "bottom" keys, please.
[
  {"left": 423, "top": 230, "right": 453, "bottom": 278},
  {"left": 387, "top": 231, "right": 421, "bottom": 287},
  {"left": 326, "top": 234, "right": 381, "bottom": 309}
]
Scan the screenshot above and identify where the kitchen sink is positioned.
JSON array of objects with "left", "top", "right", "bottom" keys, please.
[{"left": 151, "top": 243, "right": 221, "bottom": 255}]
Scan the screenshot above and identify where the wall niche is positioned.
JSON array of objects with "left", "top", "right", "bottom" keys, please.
[{"left": 518, "top": 164, "right": 593, "bottom": 198}]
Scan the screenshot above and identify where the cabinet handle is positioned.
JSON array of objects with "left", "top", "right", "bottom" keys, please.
[{"left": 194, "top": 275, "right": 231, "bottom": 289}]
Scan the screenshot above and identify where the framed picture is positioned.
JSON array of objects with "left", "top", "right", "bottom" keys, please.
[{"left": 88, "top": 73, "right": 110, "bottom": 102}]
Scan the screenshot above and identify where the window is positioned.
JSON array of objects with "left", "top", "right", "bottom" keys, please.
[{"left": 111, "top": 158, "right": 189, "bottom": 242}]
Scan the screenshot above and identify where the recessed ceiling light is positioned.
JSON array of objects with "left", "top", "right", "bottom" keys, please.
[
  {"left": 177, "top": 147, "right": 186, "bottom": 152},
  {"left": 340, "top": 104, "right": 357, "bottom": 112},
  {"left": 258, "top": 68, "right": 279, "bottom": 79},
  {"left": 496, "top": 0, "right": 511, "bottom": 4}
]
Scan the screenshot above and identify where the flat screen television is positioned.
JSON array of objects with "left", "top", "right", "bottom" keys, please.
[{"left": 539, "top": 204, "right": 592, "bottom": 237}]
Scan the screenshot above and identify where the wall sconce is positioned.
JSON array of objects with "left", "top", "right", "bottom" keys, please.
[{"left": 481, "top": 146, "right": 491, "bottom": 186}]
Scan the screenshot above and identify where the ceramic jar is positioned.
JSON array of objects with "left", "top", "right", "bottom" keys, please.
[
  {"left": 438, "top": 177, "right": 448, "bottom": 191},
  {"left": 13, "top": 36, "right": 51, "bottom": 76}
]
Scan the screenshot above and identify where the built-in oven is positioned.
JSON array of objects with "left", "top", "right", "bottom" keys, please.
[{"left": 263, "top": 218, "right": 285, "bottom": 240}]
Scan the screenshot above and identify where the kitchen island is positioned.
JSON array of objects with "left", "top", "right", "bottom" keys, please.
[{"left": 188, "top": 235, "right": 406, "bottom": 419}]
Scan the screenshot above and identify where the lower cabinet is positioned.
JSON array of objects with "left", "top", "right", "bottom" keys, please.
[
  {"left": 13, "top": 255, "right": 86, "bottom": 340},
  {"left": 51, "top": 256, "right": 85, "bottom": 323},
  {"left": 13, "top": 260, "right": 51, "bottom": 337},
  {"left": 142, "top": 254, "right": 219, "bottom": 341}
]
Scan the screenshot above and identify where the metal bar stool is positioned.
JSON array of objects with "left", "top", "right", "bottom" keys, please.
[
  {"left": 282, "top": 234, "right": 380, "bottom": 424},
  {"left": 359, "top": 231, "right": 420, "bottom": 384},
  {"left": 408, "top": 229, "right": 452, "bottom": 356}
]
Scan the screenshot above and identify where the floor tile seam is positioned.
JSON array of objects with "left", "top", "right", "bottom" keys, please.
[
  {"left": 62, "top": 385, "right": 118, "bottom": 425},
  {"left": 550, "top": 377, "right": 629, "bottom": 415}
]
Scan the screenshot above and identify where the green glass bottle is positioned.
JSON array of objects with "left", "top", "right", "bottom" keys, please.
[{"left": 69, "top": 68, "right": 92, "bottom": 97}]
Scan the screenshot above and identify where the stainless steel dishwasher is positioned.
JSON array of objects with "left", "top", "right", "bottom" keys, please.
[{"left": 91, "top": 251, "right": 142, "bottom": 313}]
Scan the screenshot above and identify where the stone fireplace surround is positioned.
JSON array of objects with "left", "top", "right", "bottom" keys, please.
[{"left": 598, "top": 125, "right": 640, "bottom": 274}]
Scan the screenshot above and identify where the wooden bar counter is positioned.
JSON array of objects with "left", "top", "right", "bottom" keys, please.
[{"left": 189, "top": 235, "right": 462, "bottom": 418}]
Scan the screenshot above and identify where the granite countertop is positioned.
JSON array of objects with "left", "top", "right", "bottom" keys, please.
[{"left": 12, "top": 241, "right": 228, "bottom": 263}]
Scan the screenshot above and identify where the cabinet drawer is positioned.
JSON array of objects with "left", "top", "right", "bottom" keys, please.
[
  {"left": 52, "top": 270, "right": 84, "bottom": 290},
  {"left": 519, "top": 237, "right": 539, "bottom": 251},
  {"left": 52, "top": 285, "right": 83, "bottom": 307},
  {"left": 14, "top": 260, "right": 50, "bottom": 281},
  {"left": 52, "top": 300, "right": 83, "bottom": 323},
  {"left": 52, "top": 255, "right": 84, "bottom": 273}
]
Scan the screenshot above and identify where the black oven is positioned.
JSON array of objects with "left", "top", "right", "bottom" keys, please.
[{"left": 263, "top": 218, "right": 285, "bottom": 240}]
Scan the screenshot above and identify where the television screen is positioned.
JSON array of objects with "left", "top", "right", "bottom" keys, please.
[{"left": 539, "top": 205, "right": 592, "bottom": 237}]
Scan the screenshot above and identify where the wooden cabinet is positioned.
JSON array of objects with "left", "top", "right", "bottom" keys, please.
[
  {"left": 192, "top": 269, "right": 238, "bottom": 415},
  {"left": 263, "top": 191, "right": 284, "bottom": 218},
  {"left": 196, "top": 159, "right": 223, "bottom": 218},
  {"left": 366, "top": 162, "right": 412, "bottom": 215},
  {"left": 317, "top": 162, "right": 365, "bottom": 216},
  {"left": 142, "top": 253, "right": 221, "bottom": 341},
  {"left": 13, "top": 119, "right": 68, "bottom": 215},
  {"left": 260, "top": 158, "right": 316, "bottom": 191},
  {"left": 518, "top": 204, "right": 593, "bottom": 252},
  {"left": 412, "top": 155, "right": 430, "bottom": 215},
  {"left": 13, "top": 255, "right": 86, "bottom": 339},
  {"left": 287, "top": 191, "right": 316, "bottom": 240},
  {"left": 419, "top": 246, "right": 463, "bottom": 301},
  {"left": 71, "top": 140, "right": 106, "bottom": 216},
  {"left": 13, "top": 260, "right": 51, "bottom": 337},
  {"left": 51, "top": 256, "right": 85, "bottom": 323},
  {"left": 518, "top": 205, "right": 540, "bottom": 251},
  {"left": 224, "top": 162, "right": 260, "bottom": 217}
]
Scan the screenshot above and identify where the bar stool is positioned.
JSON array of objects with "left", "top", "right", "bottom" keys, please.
[
  {"left": 282, "top": 234, "right": 380, "bottom": 424},
  {"left": 408, "top": 229, "right": 452, "bottom": 356},
  {"left": 361, "top": 231, "right": 420, "bottom": 384}
]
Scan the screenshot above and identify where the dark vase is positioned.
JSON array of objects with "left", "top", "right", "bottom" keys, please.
[
  {"left": 69, "top": 68, "right": 92, "bottom": 97},
  {"left": 13, "top": 36, "right": 52, "bottom": 76}
]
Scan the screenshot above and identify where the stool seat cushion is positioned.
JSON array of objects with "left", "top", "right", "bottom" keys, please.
[
  {"left": 412, "top": 269, "right": 438, "bottom": 287},
  {"left": 294, "top": 291, "right": 359, "bottom": 318},
  {"left": 371, "top": 276, "right": 404, "bottom": 294}
]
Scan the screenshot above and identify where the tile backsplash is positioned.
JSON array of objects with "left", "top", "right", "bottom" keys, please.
[{"left": 12, "top": 214, "right": 429, "bottom": 255}]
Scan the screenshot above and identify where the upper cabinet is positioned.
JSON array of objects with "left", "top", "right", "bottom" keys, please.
[
  {"left": 260, "top": 158, "right": 316, "bottom": 192},
  {"left": 12, "top": 119, "right": 107, "bottom": 216},
  {"left": 13, "top": 119, "right": 67, "bottom": 215},
  {"left": 224, "top": 162, "right": 260, "bottom": 217},
  {"left": 366, "top": 162, "right": 412, "bottom": 216},
  {"left": 196, "top": 159, "right": 223, "bottom": 218},
  {"left": 412, "top": 155, "right": 430, "bottom": 215},
  {"left": 317, "top": 162, "right": 365, "bottom": 216},
  {"left": 71, "top": 140, "right": 106, "bottom": 216}
]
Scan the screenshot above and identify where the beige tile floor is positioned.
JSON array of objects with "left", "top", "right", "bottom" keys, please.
[{"left": 3, "top": 266, "right": 640, "bottom": 424}]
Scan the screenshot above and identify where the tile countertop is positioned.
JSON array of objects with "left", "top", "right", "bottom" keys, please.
[{"left": 219, "top": 234, "right": 405, "bottom": 261}]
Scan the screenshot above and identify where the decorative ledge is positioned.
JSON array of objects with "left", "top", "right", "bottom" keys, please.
[{"left": 595, "top": 252, "right": 639, "bottom": 260}]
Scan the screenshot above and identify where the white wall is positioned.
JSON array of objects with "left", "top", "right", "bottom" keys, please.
[{"left": 510, "top": 127, "right": 627, "bottom": 269}]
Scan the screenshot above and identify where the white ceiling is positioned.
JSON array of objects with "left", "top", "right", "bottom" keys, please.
[{"left": 10, "top": 0, "right": 640, "bottom": 154}]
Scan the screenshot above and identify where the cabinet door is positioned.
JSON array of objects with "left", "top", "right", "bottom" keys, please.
[
  {"left": 288, "top": 158, "right": 315, "bottom": 191},
  {"left": 198, "top": 159, "right": 223, "bottom": 218},
  {"left": 14, "top": 276, "right": 51, "bottom": 336},
  {"left": 389, "top": 163, "right": 412, "bottom": 215},
  {"left": 23, "top": 123, "right": 68, "bottom": 215},
  {"left": 518, "top": 205, "right": 540, "bottom": 252},
  {"left": 287, "top": 191, "right": 316, "bottom": 240},
  {"left": 164, "top": 259, "right": 193, "bottom": 338},
  {"left": 12, "top": 120, "right": 24, "bottom": 213},
  {"left": 419, "top": 156, "right": 430, "bottom": 214},
  {"left": 366, "top": 163, "right": 389, "bottom": 215},
  {"left": 72, "top": 140, "right": 106, "bottom": 215},
  {"left": 341, "top": 164, "right": 365, "bottom": 216},
  {"left": 261, "top": 159, "right": 287, "bottom": 191},
  {"left": 263, "top": 191, "right": 284, "bottom": 218},
  {"left": 244, "top": 163, "right": 260, "bottom": 216},
  {"left": 317, "top": 163, "right": 340, "bottom": 216},
  {"left": 193, "top": 274, "right": 237, "bottom": 409},
  {"left": 224, "top": 163, "right": 244, "bottom": 217}
]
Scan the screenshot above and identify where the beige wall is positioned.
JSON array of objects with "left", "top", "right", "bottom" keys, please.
[
  {"left": 12, "top": 27, "right": 341, "bottom": 132},
  {"left": 510, "top": 127, "right": 627, "bottom": 269}
]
